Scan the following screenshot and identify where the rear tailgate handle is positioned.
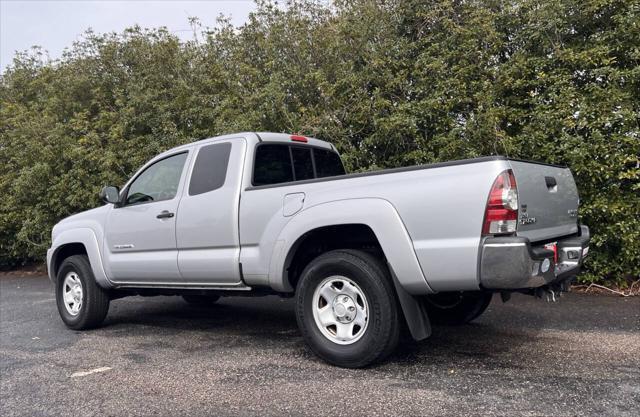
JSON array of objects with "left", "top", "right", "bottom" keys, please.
[{"left": 545, "top": 176, "right": 557, "bottom": 192}]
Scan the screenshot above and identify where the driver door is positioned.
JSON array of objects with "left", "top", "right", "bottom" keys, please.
[{"left": 103, "top": 151, "right": 189, "bottom": 284}]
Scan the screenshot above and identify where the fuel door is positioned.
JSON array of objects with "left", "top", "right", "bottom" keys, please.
[{"left": 283, "top": 192, "right": 305, "bottom": 217}]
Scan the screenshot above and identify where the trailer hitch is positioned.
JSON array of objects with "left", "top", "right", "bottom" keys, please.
[{"left": 534, "top": 279, "right": 572, "bottom": 302}]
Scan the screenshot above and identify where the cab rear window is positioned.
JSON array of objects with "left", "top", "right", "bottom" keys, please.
[
  {"left": 253, "top": 144, "right": 293, "bottom": 186},
  {"left": 313, "top": 148, "right": 345, "bottom": 178},
  {"left": 292, "top": 147, "right": 314, "bottom": 181},
  {"left": 252, "top": 144, "right": 345, "bottom": 186}
]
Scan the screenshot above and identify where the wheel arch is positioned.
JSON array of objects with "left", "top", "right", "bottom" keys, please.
[
  {"left": 283, "top": 224, "right": 382, "bottom": 291},
  {"left": 48, "top": 228, "right": 111, "bottom": 289},
  {"left": 51, "top": 243, "right": 87, "bottom": 280}
]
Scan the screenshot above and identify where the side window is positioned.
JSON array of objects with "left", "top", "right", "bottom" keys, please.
[
  {"left": 125, "top": 152, "right": 188, "bottom": 205},
  {"left": 313, "top": 149, "right": 345, "bottom": 178},
  {"left": 189, "top": 142, "right": 232, "bottom": 196},
  {"left": 253, "top": 144, "right": 293, "bottom": 186},
  {"left": 291, "top": 147, "right": 314, "bottom": 181}
]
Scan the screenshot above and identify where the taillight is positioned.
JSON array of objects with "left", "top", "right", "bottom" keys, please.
[{"left": 482, "top": 170, "right": 518, "bottom": 235}]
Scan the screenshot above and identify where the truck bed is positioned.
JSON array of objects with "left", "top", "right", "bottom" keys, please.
[{"left": 242, "top": 154, "right": 582, "bottom": 293}]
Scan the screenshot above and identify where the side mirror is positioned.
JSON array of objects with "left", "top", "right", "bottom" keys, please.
[{"left": 99, "top": 186, "right": 121, "bottom": 205}]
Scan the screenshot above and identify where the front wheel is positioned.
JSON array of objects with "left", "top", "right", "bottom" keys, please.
[
  {"left": 295, "top": 249, "right": 400, "bottom": 368},
  {"left": 423, "top": 291, "right": 493, "bottom": 325},
  {"left": 56, "top": 255, "right": 110, "bottom": 330}
]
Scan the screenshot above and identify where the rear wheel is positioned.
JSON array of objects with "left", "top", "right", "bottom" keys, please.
[
  {"left": 423, "top": 291, "right": 492, "bottom": 325},
  {"left": 182, "top": 295, "right": 220, "bottom": 306},
  {"left": 56, "top": 255, "right": 110, "bottom": 330},
  {"left": 295, "top": 249, "right": 400, "bottom": 368}
]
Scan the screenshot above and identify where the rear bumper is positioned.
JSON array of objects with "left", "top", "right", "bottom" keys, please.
[{"left": 479, "top": 225, "right": 590, "bottom": 290}]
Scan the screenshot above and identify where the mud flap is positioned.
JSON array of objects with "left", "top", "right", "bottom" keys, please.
[{"left": 389, "top": 266, "right": 431, "bottom": 341}]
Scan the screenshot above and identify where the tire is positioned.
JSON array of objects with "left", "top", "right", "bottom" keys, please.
[
  {"left": 56, "top": 255, "right": 110, "bottom": 330},
  {"left": 182, "top": 295, "right": 220, "bottom": 306},
  {"left": 295, "top": 249, "right": 400, "bottom": 368},
  {"left": 423, "top": 291, "right": 492, "bottom": 325}
]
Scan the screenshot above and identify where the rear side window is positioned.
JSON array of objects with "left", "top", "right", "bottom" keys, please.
[
  {"left": 189, "top": 142, "right": 232, "bottom": 196},
  {"left": 253, "top": 144, "right": 293, "bottom": 186},
  {"left": 314, "top": 148, "right": 345, "bottom": 178},
  {"left": 292, "top": 147, "right": 314, "bottom": 181}
]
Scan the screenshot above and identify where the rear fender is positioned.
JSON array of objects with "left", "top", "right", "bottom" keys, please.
[{"left": 269, "top": 198, "right": 432, "bottom": 295}]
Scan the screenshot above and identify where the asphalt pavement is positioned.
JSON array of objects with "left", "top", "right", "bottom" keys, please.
[{"left": 1, "top": 275, "right": 638, "bottom": 417}]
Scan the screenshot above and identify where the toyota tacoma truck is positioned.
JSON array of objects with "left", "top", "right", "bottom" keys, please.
[{"left": 48, "top": 132, "right": 590, "bottom": 367}]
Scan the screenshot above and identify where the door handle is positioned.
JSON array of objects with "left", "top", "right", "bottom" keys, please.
[{"left": 156, "top": 210, "right": 175, "bottom": 219}]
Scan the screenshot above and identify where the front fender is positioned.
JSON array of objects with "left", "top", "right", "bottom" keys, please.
[
  {"left": 269, "top": 198, "right": 433, "bottom": 295},
  {"left": 47, "top": 228, "right": 112, "bottom": 289}
]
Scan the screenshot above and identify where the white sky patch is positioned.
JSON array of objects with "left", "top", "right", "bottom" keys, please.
[{"left": 1, "top": 0, "right": 257, "bottom": 71}]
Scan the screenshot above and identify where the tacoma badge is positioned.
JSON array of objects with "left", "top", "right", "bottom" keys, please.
[{"left": 520, "top": 212, "right": 537, "bottom": 225}]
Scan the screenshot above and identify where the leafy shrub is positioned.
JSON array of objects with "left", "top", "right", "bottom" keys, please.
[{"left": 1, "top": 0, "right": 638, "bottom": 284}]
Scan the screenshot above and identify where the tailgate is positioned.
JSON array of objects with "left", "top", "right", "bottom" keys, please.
[{"left": 508, "top": 160, "right": 580, "bottom": 242}]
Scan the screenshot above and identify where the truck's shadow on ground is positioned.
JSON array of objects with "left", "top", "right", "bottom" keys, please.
[{"left": 102, "top": 295, "right": 542, "bottom": 369}]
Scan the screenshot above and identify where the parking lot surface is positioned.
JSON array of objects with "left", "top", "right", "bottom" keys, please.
[{"left": 1, "top": 275, "right": 639, "bottom": 416}]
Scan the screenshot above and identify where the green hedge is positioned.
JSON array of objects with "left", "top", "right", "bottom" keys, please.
[{"left": 1, "top": 0, "right": 638, "bottom": 284}]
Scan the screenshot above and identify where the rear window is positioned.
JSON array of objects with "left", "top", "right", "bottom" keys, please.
[
  {"left": 314, "top": 148, "right": 345, "bottom": 178},
  {"left": 292, "top": 147, "right": 314, "bottom": 181},
  {"left": 253, "top": 144, "right": 293, "bottom": 186},
  {"left": 252, "top": 143, "right": 344, "bottom": 186}
]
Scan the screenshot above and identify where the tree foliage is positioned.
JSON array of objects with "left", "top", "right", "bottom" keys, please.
[{"left": 1, "top": 0, "right": 638, "bottom": 283}]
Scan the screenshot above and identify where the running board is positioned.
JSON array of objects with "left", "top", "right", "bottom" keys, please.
[{"left": 112, "top": 281, "right": 252, "bottom": 291}]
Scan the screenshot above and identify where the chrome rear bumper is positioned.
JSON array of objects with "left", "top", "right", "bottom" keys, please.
[{"left": 479, "top": 225, "right": 590, "bottom": 290}]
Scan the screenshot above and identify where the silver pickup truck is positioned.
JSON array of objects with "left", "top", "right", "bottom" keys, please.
[{"left": 47, "top": 132, "right": 590, "bottom": 367}]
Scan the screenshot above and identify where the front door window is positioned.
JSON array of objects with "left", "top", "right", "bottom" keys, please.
[{"left": 125, "top": 153, "right": 188, "bottom": 205}]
